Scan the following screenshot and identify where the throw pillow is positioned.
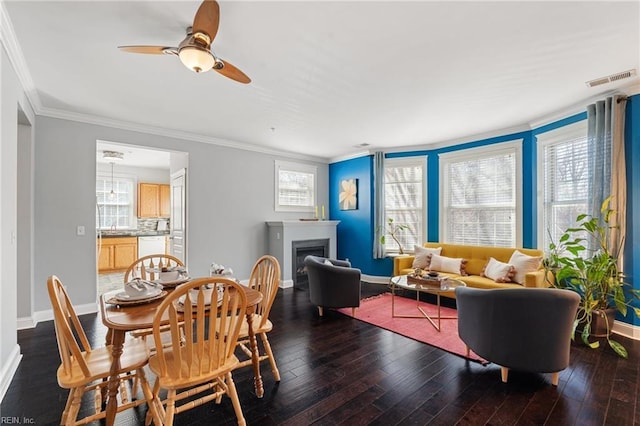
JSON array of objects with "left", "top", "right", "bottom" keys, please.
[
  {"left": 323, "top": 259, "right": 333, "bottom": 266},
  {"left": 482, "top": 257, "right": 516, "bottom": 283},
  {"left": 429, "top": 254, "right": 467, "bottom": 275},
  {"left": 508, "top": 250, "right": 542, "bottom": 285},
  {"left": 412, "top": 245, "right": 443, "bottom": 269}
]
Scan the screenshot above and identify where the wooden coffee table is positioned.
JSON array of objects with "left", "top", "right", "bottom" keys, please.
[{"left": 390, "top": 275, "right": 466, "bottom": 332}]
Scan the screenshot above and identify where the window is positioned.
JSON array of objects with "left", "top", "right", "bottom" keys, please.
[
  {"left": 384, "top": 157, "right": 426, "bottom": 253},
  {"left": 537, "top": 121, "right": 588, "bottom": 254},
  {"left": 440, "top": 141, "right": 522, "bottom": 247},
  {"left": 96, "top": 173, "right": 136, "bottom": 230},
  {"left": 274, "top": 160, "right": 317, "bottom": 212}
]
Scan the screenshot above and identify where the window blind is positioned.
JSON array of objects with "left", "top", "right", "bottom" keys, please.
[
  {"left": 274, "top": 161, "right": 317, "bottom": 212},
  {"left": 541, "top": 133, "right": 589, "bottom": 252},
  {"left": 384, "top": 157, "right": 425, "bottom": 252},
  {"left": 278, "top": 169, "right": 315, "bottom": 207},
  {"left": 442, "top": 147, "right": 517, "bottom": 247}
]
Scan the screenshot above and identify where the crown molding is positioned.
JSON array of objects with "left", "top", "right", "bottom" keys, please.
[
  {"left": 621, "top": 83, "right": 640, "bottom": 96},
  {"left": 39, "top": 106, "right": 329, "bottom": 164},
  {"left": 385, "top": 123, "right": 531, "bottom": 155},
  {"left": 529, "top": 83, "right": 639, "bottom": 129},
  {"left": 0, "top": 0, "right": 41, "bottom": 114},
  {"left": 328, "top": 150, "right": 372, "bottom": 164}
]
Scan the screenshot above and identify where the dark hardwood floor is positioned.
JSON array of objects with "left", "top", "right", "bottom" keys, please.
[{"left": 2, "top": 282, "right": 639, "bottom": 425}]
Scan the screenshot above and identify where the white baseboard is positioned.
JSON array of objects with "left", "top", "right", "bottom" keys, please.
[
  {"left": 26, "top": 302, "right": 99, "bottom": 329},
  {"left": 280, "top": 279, "right": 293, "bottom": 289},
  {"left": 16, "top": 316, "right": 36, "bottom": 330},
  {"left": 361, "top": 274, "right": 391, "bottom": 285},
  {"left": 0, "top": 344, "right": 22, "bottom": 403},
  {"left": 612, "top": 320, "right": 640, "bottom": 340}
]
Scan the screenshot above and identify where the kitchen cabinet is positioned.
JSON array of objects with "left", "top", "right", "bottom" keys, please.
[
  {"left": 138, "top": 183, "right": 170, "bottom": 218},
  {"left": 98, "top": 236, "right": 138, "bottom": 272},
  {"left": 160, "top": 184, "right": 171, "bottom": 217}
]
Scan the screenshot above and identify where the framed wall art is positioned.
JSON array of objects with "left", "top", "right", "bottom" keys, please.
[{"left": 339, "top": 178, "right": 358, "bottom": 210}]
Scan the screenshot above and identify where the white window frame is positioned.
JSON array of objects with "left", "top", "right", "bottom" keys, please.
[
  {"left": 536, "top": 120, "right": 588, "bottom": 253},
  {"left": 96, "top": 172, "right": 137, "bottom": 230},
  {"left": 383, "top": 156, "right": 427, "bottom": 254},
  {"left": 274, "top": 160, "right": 317, "bottom": 212},
  {"left": 439, "top": 140, "right": 523, "bottom": 247}
]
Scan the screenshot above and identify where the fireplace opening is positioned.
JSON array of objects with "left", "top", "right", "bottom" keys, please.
[{"left": 292, "top": 238, "right": 329, "bottom": 288}]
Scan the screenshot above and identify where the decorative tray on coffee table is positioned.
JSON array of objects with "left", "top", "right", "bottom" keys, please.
[{"left": 406, "top": 273, "right": 443, "bottom": 288}]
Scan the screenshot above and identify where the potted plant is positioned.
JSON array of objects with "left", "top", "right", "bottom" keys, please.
[
  {"left": 379, "top": 218, "right": 409, "bottom": 254},
  {"left": 546, "top": 196, "right": 640, "bottom": 358}
]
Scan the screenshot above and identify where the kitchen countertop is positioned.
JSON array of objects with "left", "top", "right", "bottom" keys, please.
[{"left": 98, "top": 231, "right": 170, "bottom": 238}]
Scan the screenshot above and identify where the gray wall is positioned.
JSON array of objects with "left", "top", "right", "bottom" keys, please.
[
  {"left": 33, "top": 116, "right": 329, "bottom": 312},
  {"left": 1, "top": 44, "right": 36, "bottom": 399},
  {"left": 17, "top": 123, "right": 33, "bottom": 319}
]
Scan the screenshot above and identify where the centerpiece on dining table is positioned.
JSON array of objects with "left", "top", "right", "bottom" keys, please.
[{"left": 209, "top": 262, "right": 234, "bottom": 277}]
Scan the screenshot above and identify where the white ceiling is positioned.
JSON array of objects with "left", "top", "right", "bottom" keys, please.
[{"left": 3, "top": 1, "right": 639, "bottom": 162}]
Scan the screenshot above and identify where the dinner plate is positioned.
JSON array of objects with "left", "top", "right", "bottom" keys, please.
[
  {"left": 115, "top": 287, "right": 163, "bottom": 301},
  {"left": 106, "top": 290, "right": 167, "bottom": 306},
  {"left": 154, "top": 277, "right": 191, "bottom": 287},
  {"left": 176, "top": 288, "right": 223, "bottom": 311}
]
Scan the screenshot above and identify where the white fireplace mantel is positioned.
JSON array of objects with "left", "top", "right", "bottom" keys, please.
[{"left": 266, "top": 220, "right": 340, "bottom": 288}]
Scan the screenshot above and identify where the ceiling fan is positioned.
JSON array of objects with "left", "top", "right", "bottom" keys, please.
[{"left": 118, "top": 0, "right": 250, "bottom": 84}]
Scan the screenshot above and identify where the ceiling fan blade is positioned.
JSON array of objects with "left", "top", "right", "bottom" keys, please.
[
  {"left": 192, "top": 0, "right": 220, "bottom": 42},
  {"left": 118, "top": 45, "right": 176, "bottom": 55},
  {"left": 213, "top": 59, "right": 251, "bottom": 84}
]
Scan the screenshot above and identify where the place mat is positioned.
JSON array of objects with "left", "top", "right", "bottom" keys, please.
[{"left": 106, "top": 290, "right": 167, "bottom": 306}]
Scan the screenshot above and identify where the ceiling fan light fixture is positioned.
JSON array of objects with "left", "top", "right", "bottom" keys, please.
[{"left": 179, "top": 45, "right": 215, "bottom": 73}]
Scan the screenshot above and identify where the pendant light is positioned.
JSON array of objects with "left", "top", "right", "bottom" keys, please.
[
  {"left": 102, "top": 150, "right": 124, "bottom": 201},
  {"left": 109, "top": 161, "right": 116, "bottom": 200}
]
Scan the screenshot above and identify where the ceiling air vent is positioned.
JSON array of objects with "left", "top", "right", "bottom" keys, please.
[{"left": 586, "top": 69, "right": 636, "bottom": 88}]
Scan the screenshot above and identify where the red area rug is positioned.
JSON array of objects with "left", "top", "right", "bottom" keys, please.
[{"left": 338, "top": 292, "right": 487, "bottom": 364}]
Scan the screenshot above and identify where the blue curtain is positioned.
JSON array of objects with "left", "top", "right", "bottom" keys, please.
[
  {"left": 373, "top": 152, "right": 385, "bottom": 259},
  {"left": 586, "top": 95, "right": 627, "bottom": 261},
  {"left": 586, "top": 98, "right": 612, "bottom": 219}
]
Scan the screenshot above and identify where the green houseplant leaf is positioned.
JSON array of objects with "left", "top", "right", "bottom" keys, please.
[{"left": 544, "top": 196, "right": 640, "bottom": 357}]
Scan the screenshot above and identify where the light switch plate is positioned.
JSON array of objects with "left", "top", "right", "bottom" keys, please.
[{"left": 77, "top": 225, "right": 85, "bottom": 236}]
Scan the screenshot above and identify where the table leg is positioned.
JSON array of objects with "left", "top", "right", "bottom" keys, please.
[
  {"left": 105, "top": 329, "right": 125, "bottom": 425},
  {"left": 246, "top": 313, "right": 264, "bottom": 398},
  {"left": 391, "top": 278, "right": 395, "bottom": 316}
]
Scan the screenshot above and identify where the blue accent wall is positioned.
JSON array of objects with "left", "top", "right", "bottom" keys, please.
[
  {"left": 624, "top": 94, "right": 640, "bottom": 326},
  {"left": 329, "top": 156, "right": 394, "bottom": 275},
  {"left": 330, "top": 101, "right": 640, "bottom": 329}
]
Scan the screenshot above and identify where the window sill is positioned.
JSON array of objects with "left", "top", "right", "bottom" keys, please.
[{"left": 387, "top": 253, "right": 412, "bottom": 258}]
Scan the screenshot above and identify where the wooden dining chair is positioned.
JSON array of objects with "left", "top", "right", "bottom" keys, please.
[
  {"left": 124, "top": 254, "right": 186, "bottom": 395},
  {"left": 47, "top": 275, "right": 159, "bottom": 425},
  {"left": 146, "top": 277, "right": 248, "bottom": 426},
  {"left": 234, "top": 255, "right": 282, "bottom": 381},
  {"left": 124, "top": 253, "right": 184, "bottom": 282}
]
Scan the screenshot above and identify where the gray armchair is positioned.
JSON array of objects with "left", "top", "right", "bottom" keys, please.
[
  {"left": 304, "top": 255, "right": 361, "bottom": 317},
  {"left": 455, "top": 287, "right": 579, "bottom": 386}
]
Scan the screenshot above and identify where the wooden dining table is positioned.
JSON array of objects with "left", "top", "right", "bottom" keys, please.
[{"left": 99, "top": 283, "right": 264, "bottom": 426}]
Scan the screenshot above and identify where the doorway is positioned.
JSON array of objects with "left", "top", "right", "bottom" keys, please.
[{"left": 95, "top": 140, "right": 188, "bottom": 294}]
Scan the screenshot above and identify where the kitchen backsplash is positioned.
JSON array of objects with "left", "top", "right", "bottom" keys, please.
[{"left": 137, "top": 218, "right": 170, "bottom": 233}]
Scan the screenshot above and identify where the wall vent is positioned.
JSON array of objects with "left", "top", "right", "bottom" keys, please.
[{"left": 586, "top": 69, "right": 636, "bottom": 88}]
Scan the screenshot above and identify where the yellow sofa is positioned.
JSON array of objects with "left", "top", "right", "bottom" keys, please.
[{"left": 393, "top": 243, "right": 549, "bottom": 295}]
